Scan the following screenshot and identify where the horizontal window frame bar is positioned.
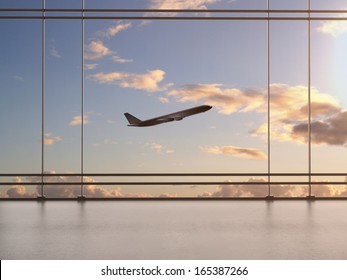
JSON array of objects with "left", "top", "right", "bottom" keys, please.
[
  {"left": 1, "top": 16, "right": 347, "bottom": 20},
  {"left": 1, "top": 8, "right": 347, "bottom": 13},
  {"left": 1, "top": 197, "right": 347, "bottom": 201},
  {"left": 1, "top": 173, "right": 347, "bottom": 177},
  {"left": 0, "top": 182, "right": 345, "bottom": 186}
]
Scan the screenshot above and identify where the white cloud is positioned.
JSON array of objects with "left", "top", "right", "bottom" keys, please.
[
  {"left": 147, "top": 142, "right": 174, "bottom": 154},
  {"left": 69, "top": 115, "right": 89, "bottom": 126},
  {"left": 85, "top": 64, "right": 98, "bottom": 70},
  {"left": 49, "top": 46, "right": 62, "bottom": 58},
  {"left": 13, "top": 75, "right": 24, "bottom": 81},
  {"left": 159, "top": 96, "right": 169, "bottom": 103},
  {"left": 85, "top": 40, "right": 113, "bottom": 60},
  {"left": 105, "top": 22, "right": 132, "bottom": 37},
  {"left": 112, "top": 55, "right": 133, "bottom": 64},
  {"left": 90, "top": 69, "right": 168, "bottom": 92},
  {"left": 43, "top": 133, "right": 62, "bottom": 145},
  {"left": 201, "top": 145, "right": 267, "bottom": 160},
  {"left": 317, "top": 21, "right": 347, "bottom": 37},
  {"left": 149, "top": 142, "right": 164, "bottom": 153}
]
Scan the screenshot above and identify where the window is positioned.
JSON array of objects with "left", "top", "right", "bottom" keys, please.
[{"left": 1, "top": 0, "right": 347, "bottom": 199}]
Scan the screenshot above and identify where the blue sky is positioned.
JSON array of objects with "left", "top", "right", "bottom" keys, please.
[{"left": 1, "top": 0, "right": 347, "bottom": 198}]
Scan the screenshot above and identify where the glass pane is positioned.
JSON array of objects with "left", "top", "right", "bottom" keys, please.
[
  {"left": 46, "top": 0, "right": 81, "bottom": 9},
  {"left": 86, "top": 0, "right": 267, "bottom": 10},
  {"left": 312, "top": 0, "right": 347, "bottom": 10},
  {"left": 269, "top": 21, "right": 309, "bottom": 174},
  {"left": 0, "top": 0, "right": 41, "bottom": 9},
  {"left": 85, "top": 0, "right": 147, "bottom": 9},
  {"left": 84, "top": 19, "right": 268, "bottom": 197},
  {"left": 0, "top": 20, "right": 41, "bottom": 198},
  {"left": 0, "top": 21, "right": 41, "bottom": 173},
  {"left": 270, "top": 0, "right": 308, "bottom": 10},
  {"left": 44, "top": 20, "right": 82, "bottom": 175},
  {"left": 311, "top": 20, "right": 347, "bottom": 197}
]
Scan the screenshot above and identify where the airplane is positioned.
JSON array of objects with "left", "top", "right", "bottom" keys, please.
[{"left": 124, "top": 105, "right": 212, "bottom": 127}]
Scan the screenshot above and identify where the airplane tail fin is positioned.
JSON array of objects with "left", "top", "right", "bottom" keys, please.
[{"left": 124, "top": 113, "right": 141, "bottom": 125}]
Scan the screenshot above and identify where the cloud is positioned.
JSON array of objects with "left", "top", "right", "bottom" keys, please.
[
  {"left": 105, "top": 22, "right": 132, "bottom": 37},
  {"left": 198, "top": 178, "right": 347, "bottom": 198},
  {"left": 269, "top": 84, "right": 339, "bottom": 121},
  {"left": 49, "top": 46, "right": 62, "bottom": 58},
  {"left": 149, "top": 142, "right": 164, "bottom": 153},
  {"left": 90, "top": 69, "right": 168, "bottom": 92},
  {"left": 202, "top": 145, "right": 266, "bottom": 160},
  {"left": 13, "top": 75, "right": 24, "bottom": 81},
  {"left": 147, "top": 142, "right": 174, "bottom": 154},
  {"left": 85, "top": 64, "right": 98, "bottom": 70},
  {"left": 143, "top": 0, "right": 220, "bottom": 23},
  {"left": 199, "top": 178, "right": 271, "bottom": 198},
  {"left": 3, "top": 177, "right": 36, "bottom": 198},
  {"left": 43, "top": 133, "right": 62, "bottom": 145},
  {"left": 317, "top": 21, "right": 347, "bottom": 37},
  {"left": 247, "top": 84, "right": 344, "bottom": 146},
  {"left": 158, "top": 193, "right": 178, "bottom": 198},
  {"left": 149, "top": 0, "right": 219, "bottom": 11},
  {"left": 166, "top": 82, "right": 346, "bottom": 147},
  {"left": 292, "top": 111, "right": 347, "bottom": 146},
  {"left": 2, "top": 172, "right": 178, "bottom": 198},
  {"left": 168, "top": 84, "right": 265, "bottom": 114},
  {"left": 85, "top": 40, "right": 113, "bottom": 60},
  {"left": 6, "top": 185, "right": 36, "bottom": 198},
  {"left": 4, "top": 174, "right": 347, "bottom": 198},
  {"left": 93, "top": 139, "right": 119, "bottom": 147},
  {"left": 69, "top": 115, "right": 89, "bottom": 126},
  {"left": 3, "top": 172, "right": 123, "bottom": 198},
  {"left": 159, "top": 96, "right": 169, "bottom": 103},
  {"left": 112, "top": 55, "right": 133, "bottom": 64},
  {"left": 123, "top": 192, "right": 153, "bottom": 198},
  {"left": 34, "top": 173, "right": 122, "bottom": 198}
]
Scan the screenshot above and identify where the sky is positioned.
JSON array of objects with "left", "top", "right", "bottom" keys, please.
[{"left": 1, "top": 0, "right": 347, "bottom": 198}]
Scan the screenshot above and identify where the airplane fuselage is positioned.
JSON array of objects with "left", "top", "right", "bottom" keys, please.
[{"left": 124, "top": 105, "right": 212, "bottom": 127}]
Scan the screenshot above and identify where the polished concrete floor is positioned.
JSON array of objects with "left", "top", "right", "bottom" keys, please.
[{"left": 1, "top": 200, "right": 347, "bottom": 259}]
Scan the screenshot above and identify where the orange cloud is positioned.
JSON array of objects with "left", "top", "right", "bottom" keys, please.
[
  {"left": 105, "top": 22, "right": 132, "bottom": 37},
  {"left": 85, "top": 40, "right": 113, "bottom": 60},
  {"left": 149, "top": 0, "right": 219, "bottom": 11},
  {"left": 249, "top": 84, "right": 344, "bottom": 146},
  {"left": 198, "top": 178, "right": 347, "bottom": 198},
  {"left": 43, "top": 133, "right": 62, "bottom": 145},
  {"left": 2, "top": 172, "right": 177, "bottom": 198},
  {"left": 69, "top": 115, "right": 89, "bottom": 126},
  {"left": 168, "top": 84, "right": 264, "bottom": 114},
  {"left": 201, "top": 145, "right": 266, "bottom": 160},
  {"left": 147, "top": 142, "right": 175, "bottom": 154},
  {"left": 90, "top": 69, "right": 168, "bottom": 92},
  {"left": 6, "top": 186, "right": 37, "bottom": 198}
]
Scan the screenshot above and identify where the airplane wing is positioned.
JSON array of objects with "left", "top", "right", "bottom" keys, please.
[{"left": 124, "top": 105, "right": 212, "bottom": 127}]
